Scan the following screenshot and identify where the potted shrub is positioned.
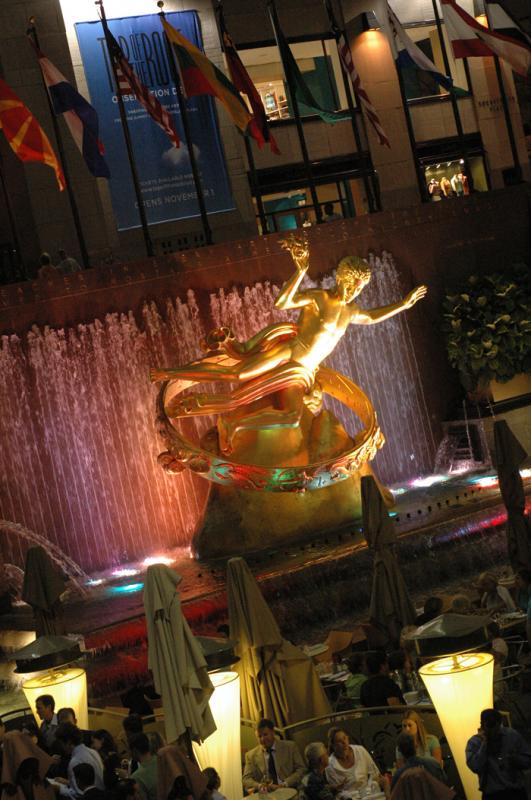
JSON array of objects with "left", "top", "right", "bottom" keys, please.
[{"left": 442, "top": 263, "right": 531, "bottom": 398}]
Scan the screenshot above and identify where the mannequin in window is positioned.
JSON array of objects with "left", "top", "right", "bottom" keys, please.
[
  {"left": 457, "top": 172, "right": 469, "bottom": 195},
  {"left": 439, "top": 176, "right": 452, "bottom": 197},
  {"left": 451, "top": 173, "right": 464, "bottom": 196},
  {"left": 428, "top": 179, "right": 442, "bottom": 201}
]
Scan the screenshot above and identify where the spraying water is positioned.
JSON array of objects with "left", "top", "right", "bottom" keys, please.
[{"left": 0, "top": 253, "right": 435, "bottom": 571}]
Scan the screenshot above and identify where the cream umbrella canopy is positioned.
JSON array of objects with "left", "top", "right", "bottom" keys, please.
[
  {"left": 144, "top": 565, "right": 215, "bottom": 744},
  {"left": 361, "top": 475, "right": 416, "bottom": 643},
  {"left": 227, "top": 556, "right": 330, "bottom": 726}
]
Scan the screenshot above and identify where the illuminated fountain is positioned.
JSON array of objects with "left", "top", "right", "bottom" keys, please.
[
  {"left": 152, "top": 236, "right": 429, "bottom": 557},
  {"left": 0, "top": 247, "right": 435, "bottom": 570}
]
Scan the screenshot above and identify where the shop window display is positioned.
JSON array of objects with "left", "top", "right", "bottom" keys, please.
[{"left": 424, "top": 157, "right": 488, "bottom": 199}]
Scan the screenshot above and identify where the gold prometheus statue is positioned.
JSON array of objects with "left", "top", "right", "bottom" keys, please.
[{"left": 150, "top": 234, "right": 426, "bottom": 458}]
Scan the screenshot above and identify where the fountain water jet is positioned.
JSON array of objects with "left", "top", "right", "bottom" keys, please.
[{"left": 0, "top": 252, "right": 436, "bottom": 570}]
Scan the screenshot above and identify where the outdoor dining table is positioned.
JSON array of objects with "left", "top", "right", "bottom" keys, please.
[
  {"left": 495, "top": 609, "right": 527, "bottom": 632},
  {"left": 243, "top": 788, "right": 297, "bottom": 800}
]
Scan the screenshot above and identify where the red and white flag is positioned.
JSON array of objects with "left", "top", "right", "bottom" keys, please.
[
  {"left": 336, "top": 32, "right": 390, "bottom": 148},
  {"left": 100, "top": 14, "right": 180, "bottom": 148},
  {"left": 440, "top": 0, "right": 531, "bottom": 78}
]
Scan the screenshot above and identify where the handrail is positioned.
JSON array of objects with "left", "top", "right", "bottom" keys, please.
[{"left": 281, "top": 704, "right": 435, "bottom": 737}]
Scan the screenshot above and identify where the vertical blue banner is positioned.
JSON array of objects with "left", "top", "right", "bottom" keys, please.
[{"left": 75, "top": 12, "right": 235, "bottom": 230}]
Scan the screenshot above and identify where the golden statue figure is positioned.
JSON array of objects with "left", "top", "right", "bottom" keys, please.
[{"left": 151, "top": 234, "right": 426, "bottom": 454}]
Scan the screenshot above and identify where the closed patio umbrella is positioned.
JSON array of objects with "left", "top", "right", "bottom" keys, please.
[
  {"left": 361, "top": 475, "right": 415, "bottom": 643},
  {"left": 21, "top": 546, "right": 66, "bottom": 636},
  {"left": 494, "top": 420, "right": 531, "bottom": 571},
  {"left": 144, "top": 565, "right": 215, "bottom": 745},
  {"left": 227, "top": 556, "right": 330, "bottom": 726}
]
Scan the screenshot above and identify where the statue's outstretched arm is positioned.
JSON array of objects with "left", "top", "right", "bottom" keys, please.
[
  {"left": 275, "top": 234, "right": 314, "bottom": 311},
  {"left": 353, "top": 285, "right": 427, "bottom": 325}
]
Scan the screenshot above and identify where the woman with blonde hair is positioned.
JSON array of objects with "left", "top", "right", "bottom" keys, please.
[{"left": 398, "top": 711, "right": 443, "bottom": 767}]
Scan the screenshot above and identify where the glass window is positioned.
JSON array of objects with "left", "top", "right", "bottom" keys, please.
[
  {"left": 253, "top": 180, "right": 367, "bottom": 235},
  {"left": 239, "top": 39, "right": 353, "bottom": 121},
  {"left": 400, "top": 24, "right": 469, "bottom": 100},
  {"left": 423, "top": 156, "right": 488, "bottom": 198}
]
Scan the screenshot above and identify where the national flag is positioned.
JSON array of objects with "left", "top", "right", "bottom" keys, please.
[
  {"left": 161, "top": 17, "right": 253, "bottom": 136},
  {"left": 385, "top": 2, "right": 458, "bottom": 94},
  {"left": 100, "top": 15, "right": 180, "bottom": 148},
  {"left": 30, "top": 41, "right": 110, "bottom": 178},
  {"left": 0, "top": 78, "right": 65, "bottom": 190},
  {"left": 216, "top": 5, "right": 280, "bottom": 154},
  {"left": 336, "top": 30, "right": 390, "bottom": 147},
  {"left": 441, "top": 0, "right": 531, "bottom": 78},
  {"left": 272, "top": 18, "right": 351, "bottom": 125},
  {"left": 485, "top": 1, "right": 531, "bottom": 49}
]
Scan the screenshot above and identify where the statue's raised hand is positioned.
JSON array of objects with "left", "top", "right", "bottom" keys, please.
[
  {"left": 279, "top": 233, "right": 309, "bottom": 271},
  {"left": 404, "top": 285, "right": 427, "bottom": 308}
]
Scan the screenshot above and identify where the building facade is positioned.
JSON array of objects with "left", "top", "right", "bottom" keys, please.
[{"left": 0, "top": 0, "right": 528, "bottom": 276}]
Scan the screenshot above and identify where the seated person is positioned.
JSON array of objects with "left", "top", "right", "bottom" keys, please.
[
  {"left": 391, "top": 766, "right": 455, "bottom": 799},
  {"left": 301, "top": 742, "right": 334, "bottom": 800},
  {"left": 514, "top": 569, "right": 531, "bottom": 612},
  {"left": 53, "top": 722, "right": 104, "bottom": 798},
  {"left": 242, "top": 718, "right": 305, "bottom": 792},
  {"left": 72, "top": 763, "right": 107, "bottom": 800},
  {"left": 325, "top": 727, "right": 387, "bottom": 796},
  {"left": 415, "top": 597, "right": 443, "bottom": 627},
  {"left": 388, "top": 650, "right": 419, "bottom": 694},
  {"left": 398, "top": 711, "right": 442, "bottom": 767},
  {"left": 130, "top": 734, "right": 157, "bottom": 800},
  {"left": 391, "top": 733, "right": 446, "bottom": 789},
  {"left": 202, "top": 767, "right": 226, "bottom": 800},
  {"left": 360, "top": 651, "right": 405, "bottom": 707},
  {"left": 477, "top": 572, "right": 515, "bottom": 613},
  {"left": 343, "top": 653, "right": 367, "bottom": 704},
  {"left": 90, "top": 731, "right": 119, "bottom": 792}
]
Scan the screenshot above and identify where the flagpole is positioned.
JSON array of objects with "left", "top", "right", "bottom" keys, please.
[
  {"left": 484, "top": 5, "right": 521, "bottom": 178},
  {"left": 158, "top": 2, "right": 213, "bottom": 246},
  {"left": 27, "top": 18, "right": 90, "bottom": 268},
  {"left": 323, "top": 0, "right": 377, "bottom": 213},
  {"left": 431, "top": 0, "right": 474, "bottom": 190},
  {"left": 244, "top": 136, "right": 269, "bottom": 233},
  {"left": 96, "top": 2, "right": 154, "bottom": 258},
  {"left": 393, "top": 59, "right": 428, "bottom": 202},
  {"left": 267, "top": 0, "right": 323, "bottom": 224},
  {"left": 0, "top": 152, "right": 25, "bottom": 279},
  {"left": 212, "top": 3, "right": 268, "bottom": 233}
]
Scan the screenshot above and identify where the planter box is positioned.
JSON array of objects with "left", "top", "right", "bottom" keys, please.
[{"left": 490, "top": 373, "right": 531, "bottom": 402}]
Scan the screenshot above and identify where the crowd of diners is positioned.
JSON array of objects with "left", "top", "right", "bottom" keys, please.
[{"left": 1, "top": 692, "right": 531, "bottom": 800}]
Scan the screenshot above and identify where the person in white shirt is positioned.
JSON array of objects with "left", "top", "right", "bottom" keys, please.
[
  {"left": 57, "top": 249, "right": 82, "bottom": 275},
  {"left": 54, "top": 723, "right": 104, "bottom": 799},
  {"left": 477, "top": 572, "right": 516, "bottom": 613},
  {"left": 325, "top": 727, "right": 387, "bottom": 796}
]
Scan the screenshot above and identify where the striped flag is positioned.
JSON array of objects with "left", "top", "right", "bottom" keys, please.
[
  {"left": 441, "top": 0, "right": 531, "bottom": 78},
  {"left": 336, "top": 31, "right": 390, "bottom": 148},
  {"left": 30, "top": 40, "right": 110, "bottom": 178},
  {"left": 161, "top": 17, "right": 254, "bottom": 135},
  {"left": 100, "top": 15, "right": 180, "bottom": 148}
]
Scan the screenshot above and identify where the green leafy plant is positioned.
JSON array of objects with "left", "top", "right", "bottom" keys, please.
[{"left": 443, "top": 263, "right": 531, "bottom": 392}]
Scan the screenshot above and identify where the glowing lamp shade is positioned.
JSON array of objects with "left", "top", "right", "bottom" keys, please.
[
  {"left": 193, "top": 671, "right": 242, "bottom": 800},
  {"left": 23, "top": 667, "right": 88, "bottom": 729},
  {"left": 420, "top": 653, "right": 493, "bottom": 800}
]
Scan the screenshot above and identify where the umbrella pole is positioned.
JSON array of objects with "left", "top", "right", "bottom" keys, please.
[{"left": 179, "top": 731, "right": 198, "bottom": 764}]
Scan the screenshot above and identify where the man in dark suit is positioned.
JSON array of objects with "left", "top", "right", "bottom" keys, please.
[
  {"left": 243, "top": 719, "right": 305, "bottom": 792},
  {"left": 73, "top": 763, "right": 107, "bottom": 800}
]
